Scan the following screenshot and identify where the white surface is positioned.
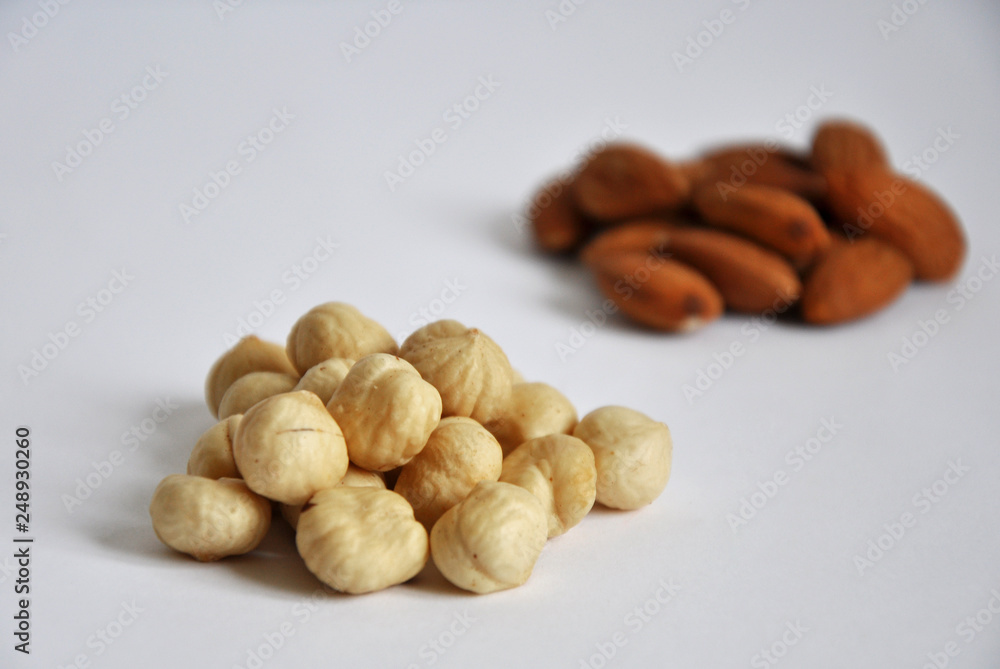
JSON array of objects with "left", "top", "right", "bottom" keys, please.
[{"left": 2, "top": 1, "right": 999, "bottom": 667}]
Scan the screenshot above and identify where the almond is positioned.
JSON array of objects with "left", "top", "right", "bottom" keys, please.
[
  {"left": 584, "top": 251, "right": 723, "bottom": 332},
  {"left": 529, "top": 177, "right": 590, "bottom": 254},
  {"left": 572, "top": 143, "right": 690, "bottom": 222},
  {"left": 691, "top": 183, "right": 832, "bottom": 268},
  {"left": 811, "top": 119, "right": 888, "bottom": 173},
  {"left": 824, "top": 168, "right": 965, "bottom": 281},
  {"left": 582, "top": 221, "right": 801, "bottom": 313},
  {"left": 695, "top": 144, "right": 828, "bottom": 202},
  {"left": 801, "top": 236, "right": 914, "bottom": 325}
]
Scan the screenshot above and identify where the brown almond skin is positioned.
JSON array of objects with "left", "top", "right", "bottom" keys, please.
[
  {"left": 802, "top": 237, "right": 914, "bottom": 325},
  {"left": 692, "top": 183, "right": 832, "bottom": 268},
  {"left": 811, "top": 119, "right": 888, "bottom": 173},
  {"left": 572, "top": 143, "right": 690, "bottom": 222},
  {"left": 824, "top": 168, "right": 965, "bottom": 281},
  {"left": 582, "top": 221, "right": 801, "bottom": 314},
  {"left": 529, "top": 177, "right": 590, "bottom": 254},
  {"left": 696, "top": 144, "right": 828, "bottom": 203},
  {"left": 585, "top": 252, "right": 723, "bottom": 332}
]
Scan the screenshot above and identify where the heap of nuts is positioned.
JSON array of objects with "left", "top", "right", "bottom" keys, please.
[
  {"left": 149, "top": 302, "right": 673, "bottom": 594},
  {"left": 527, "top": 119, "right": 967, "bottom": 330}
]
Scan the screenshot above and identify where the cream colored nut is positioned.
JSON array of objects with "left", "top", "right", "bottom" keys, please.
[
  {"left": 293, "top": 357, "right": 355, "bottom": 405},
  {"left": 187, "top": 415, "right": 242, "bottom": 479},
  {"left": 327, "top": 354, "right": 442, "bottom": 472},
  {"left": 394, "top": 417, "right": 503, "bottom": 528},
  {"left": 234, "top": 391, "right": 349, "bottom": 505},
  {"left": 499, "top": 434, "right": 596, "bottom": 538},
  {"left": 280, "top": 464, "right": 386, "bottom": 529},
  {"left": 217, "top": 371, "right": 299, "bottom": 419},
  {"left": 296, "top": 487, "right": 428, "bottom": 594},
  {"left": 573, "top": 406, "right": 672, "bottom": 510},
  {"left": 286, "top": 302, "right": 397, "bottom": 375},
  {"left": 430, "top": 481, "right": 547, "bottom": 594},
  {"left": 205, "top": 336, "right": 298, "bottom": 418},
  {"left": 149, "top": 475, "right": 271, "bottom": 561},
  {"left": 485, "top": 382, "right": 578, "bottom": 456},
  {"left": 400, "top": 320, "right": 514, "bottom": 424}
]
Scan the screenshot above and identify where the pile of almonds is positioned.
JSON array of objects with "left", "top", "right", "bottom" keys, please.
[
  {"left": 528, "top": 119, "right": 966, "bottom": 330},
  {"left": 150, "top": 302, "right": 673, "bottom": 595}
]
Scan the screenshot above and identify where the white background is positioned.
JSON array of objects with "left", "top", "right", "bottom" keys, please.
[{"left": 2, "top": 1, "right": 999, "bottom": 668}]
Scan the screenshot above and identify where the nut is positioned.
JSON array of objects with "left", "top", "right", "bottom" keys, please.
[
  {"left": 824, "top": 168, "right": 965, "bottom": 281},
  {"left": 296, "top": 487, "right": 429, "bottom": 594},
  {"left": 692, "top": 182, "right": 832, "bottom": 268},
  {"left": 573, "top": 406, "right": 672, "bottom": 510},
  {"left": 394, "top": 417, "right": 503, "bottom": 528},
  {"left": 187, "top": 415, "right": 242, "bottom": 480},
  {"left": 217, "top": 371, "right": 299, "bottom": 419},
  {"left": 498, "top": 434, "right": 596, "bottom": 538},
  {"left": 811, "top": 119, "right": 888, "bottom": 173},
  {"left": 293, "top": 357, "right": 355, "bottom": 405},
  {"left": 280, "top": 464, "right": 386, "bottom": 530},
  {"left": 149, "top": 475, "right": 271, "bottom": 561},
  {"left": 530, "top": 177, "right": 591, "bottom": 253},
  {"left": 572, "top": 143, "right": 690, "bottom": 221},
  {"left": 205, "top": 336, "right": 298, "bottom": 418},
  {"left": 585, "top": 251, "right": 723, "bottom": 332},
  {"left": 696, "top": 144, "right": 828, "bottom": 202},
  {"left": 286, "top": 302, "right": 397, "bottom": 375},
  {"left": 582, "top": 221, "right": 802, "bottom": 314},
  {"left": 400, "top": 320, "right": 514, "bottom": 425},
  {"left": 233, "top": 390, "right": 349, "bottom": 505},
  {"left": 327, "top": 354, "right": 442, "bottom": 472},
  {"left": 484, "top": 382, "right": 578, "bottom": 456},
  {"left": 430, "top": 481, "right": 548, "bottom": 594},
  {"left": 801, "top": 236, "right": 914, "bottom": 325}
]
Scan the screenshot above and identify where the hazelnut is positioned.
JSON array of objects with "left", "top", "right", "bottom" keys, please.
[{"left": 286, "top": 302, "right": 397, "bottom": 375}]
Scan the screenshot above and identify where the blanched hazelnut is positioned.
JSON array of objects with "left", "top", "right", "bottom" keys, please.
[
  {"left": 499, "top": 434, "right": 596, "bottom": 537},
  {"left": 217, "top": 371, "right": 299, "bottom": 419},
  {"left": 280, "top": 464, "right": 386, "bottom": 529},
  {"left": 430, "top": 481, "right": 547, "bottom": 594},
  {"left": 149, "top": 475, "right": 271, "bottom": 561},
  {"left": 234, "top": 391, "right": 349, "bottom": 505},
  {"left": 400, "top": 320, "right": 514, "bottom": 425},
  {"left": 286, "top": 303, "right": 397, "bottom": 375},
  {"left": 326, "top": 354, "right": 442, "bottom": 472},
  {"left": 394, "top": 417, "right": 503, "bottom": 528},
  {"left": 573, "top": 406, "right": 672, "bottom": 510},
  {"left": 187, "top": 415, "right": 242, "bottom": 479},
  {"left": 205, "top": 336, "right": 298, "bottom": 418},
  {"left": 296, "top": 487, "right": 428, "bottom": 594},
  {"left": 293, "top": 357, "right": 355, "bottom": 405},
  {"left": 486, "top": 382, "right": 578, "bottom": 456}
]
